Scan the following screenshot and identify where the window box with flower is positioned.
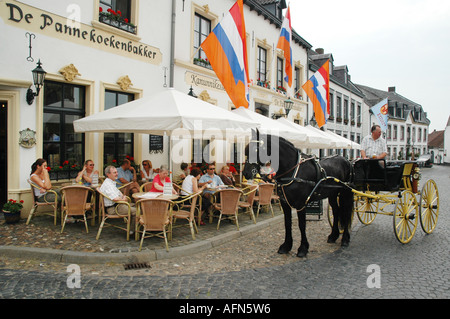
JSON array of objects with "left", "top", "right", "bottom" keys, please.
[
  {"left": 99, "top": 7, "right": 137, "bottom": 34},
  {"left": 277, "top": 86, "right": 287, "bottom": 93},
  {"left": 47, "top": 161, "right": 81, "bottom": 181},
  {"left": 193, "top": 57, "right": 212, "bottom": 70},
  {"left": 257, "top": 79, "right": 271, "bottom": 89},
  {"left": 2, "top": 199, "right": 24, "bottom": 224}
]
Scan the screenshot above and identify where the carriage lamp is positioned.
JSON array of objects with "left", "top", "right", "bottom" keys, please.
[
  {"left": 187, "top": 86, "right": 197, "bottom": 98},
  {"left": 283, "top": 97, "right": 294, "bottom": 116},
  {"left": 26, "top": 60, "right": 47, "bottom": 105},
  {"left": 413, "top": 167, "right": 421, "bottom": 180}
]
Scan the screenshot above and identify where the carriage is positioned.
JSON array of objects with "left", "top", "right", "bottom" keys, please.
[
  {"left": 326, "top": 159, "right": 440, "bottom": 244},
  {"left": 244, "top": 132, "right": 440, "bottom": 257}
]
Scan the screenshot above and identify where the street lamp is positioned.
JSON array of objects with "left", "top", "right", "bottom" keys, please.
[
  {"left": 26, "top": 60, "right": 46, "bottom": 105},
  {"left": 187, "top": 85, "right": 197, "bottom": 98},
  {"left": 284, "top": 97, "right": 294, "bottom": 117}
]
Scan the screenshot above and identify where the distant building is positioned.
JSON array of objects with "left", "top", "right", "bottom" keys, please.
[
  {"left": 428, "top": 130, "right": 444, "bottom": 164},
  {"left": 355, "top": 85, "right": 430, "bottom": 160},
  {"left": 445, "top": 116, "right": 450, "bottom": 164}
]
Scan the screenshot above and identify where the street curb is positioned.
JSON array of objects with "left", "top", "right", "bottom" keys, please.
[{"left": 0, "top": 215, "right": 284, "bottom": 264}]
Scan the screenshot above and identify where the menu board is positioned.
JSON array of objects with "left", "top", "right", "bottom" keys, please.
[{"left": 149, "top": 135, "right": 164, "bottom": 154}]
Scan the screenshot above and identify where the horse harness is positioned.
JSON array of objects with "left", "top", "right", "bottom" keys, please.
[{"left": 276, "top": 151, "right": 327, "bottom": 211}]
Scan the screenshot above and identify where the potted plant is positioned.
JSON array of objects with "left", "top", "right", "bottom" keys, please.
[{"left": 2, "top": 199, "right": 24, "bottom": 224}]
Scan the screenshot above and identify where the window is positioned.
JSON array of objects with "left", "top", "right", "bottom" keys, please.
[
  {"left": 343, "top": 99, "right": 349, "bottom": 121},
  {"left": 103, "top": 90, "right": 135, "bottom": 165},
  {"left": 351, "top": 101, "right": 355, "bottom": 124},
  {"left": 294, "top": 67, "right": 301, "bottom": 99},
  {"left": 43, "top": 81, "right": 85, "bottom": 171},
  {"left": 193, "top": 13, "right": 211, "bottom": 69},
  {"left": 99, "top": 0, "right": 136, "bottom": 34},
  {"left": 357, "top": 103, "right": 361, "bottom": 124},
  {"left": 387, "top": 125, "right": 392, "bottom": 140},
  {"left": 257, "top": 46, "right": 268, "bottom": 86},
  {"left": 329, "top": 93, "right": 334, "bottom": 119},
  {"left": 336, "top": 96, "right": 342, "bottom": 119},
  {"left": 277, "top": 57, "right": 284, "bottom": 90},
  {"left": 393, "top": 125, "right": 398, "bottom": 140},
  {"left": 401, "top": 126, "right": 405, "bottom": 141}
]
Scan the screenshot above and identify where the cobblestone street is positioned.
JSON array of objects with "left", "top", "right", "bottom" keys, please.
[{"left": 1, "top": 165, "right": 449, "bottom": 301}]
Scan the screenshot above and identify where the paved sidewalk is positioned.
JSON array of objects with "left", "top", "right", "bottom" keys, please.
[{"left": 0, "top": 203, "right": 289, "bottom": 264}]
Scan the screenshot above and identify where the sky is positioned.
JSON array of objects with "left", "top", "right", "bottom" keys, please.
[{"left": 289, "top": 0, "right": 450, "bottom": 132}]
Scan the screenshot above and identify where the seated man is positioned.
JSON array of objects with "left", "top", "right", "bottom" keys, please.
[
  {"left": 199, "top": 164, "right": 224, "bottom": 222},
  {"left": 100, "top": 165, "right": 136, "bottom": 233},
  {"left": 173, "top": 162, "right": 189, "bottom": 185},
  {"left": 219, "top": 165, "right": 236, "bottom": 186},
  {"left": 116, "top": 158, "right": 140, "bottom": 196}
]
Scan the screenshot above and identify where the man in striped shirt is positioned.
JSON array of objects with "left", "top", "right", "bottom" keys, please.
[{"left": 361, "top": 125, "right": 387, "bottom": 160}]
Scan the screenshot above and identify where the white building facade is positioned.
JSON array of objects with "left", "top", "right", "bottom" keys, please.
[{"left": 0, "top": 0, "right": 312, "bottom": 213}]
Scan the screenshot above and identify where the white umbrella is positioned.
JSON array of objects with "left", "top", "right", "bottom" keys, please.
[
  {"left": 73, "top": 88, "right": 259, "bottom": 176},
  {"left": 322, "top": 130, "right": 361, "bottom": 150},
  {"left": 231, "top": 107, "right": 308, "bottom": 148},
  {"left": 73, "top": 88, "right": 258, "bottom": 136},
  {"left": 277, "top": 118, "right": 336, "bottom": 149}
]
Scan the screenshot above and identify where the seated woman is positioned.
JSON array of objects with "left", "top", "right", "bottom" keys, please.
[
  {"left": 181, "top": 168, "right": 206, "bottom": 196},
  {"left": 30, "top": 158, "right": 61, "bottom": 203},
  {"left": 140, "top": 160, "right": 157, "bottom": 182},
  {"left": 149, "top": 165, "right": 177, "bottom": 194},
  {"left": 75, "top": 159, "right": 99, "bottom": 186}
]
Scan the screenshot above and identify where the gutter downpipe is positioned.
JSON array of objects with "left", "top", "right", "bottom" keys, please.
[{"left": 170, "top": 0, "right": 176, "bottom": 88}]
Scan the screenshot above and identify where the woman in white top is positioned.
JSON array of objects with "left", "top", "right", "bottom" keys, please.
[
  {"left": 181, "top": 168, "right": 205, "bottom": 196},
  {"left": 140, "top": 160, "right": 156, "bottom": 181},
  {"left": 30, "top": 158, "right": 60, "bottom": 202},
  {"left": 75, "top": 159, "right": 99, "bottom": 186}
]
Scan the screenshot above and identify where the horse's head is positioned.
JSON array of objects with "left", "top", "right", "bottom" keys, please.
[{"left": 243, "top": 129, "right": 280, "bottom": 180}]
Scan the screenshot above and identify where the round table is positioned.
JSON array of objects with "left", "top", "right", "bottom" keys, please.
[{"left": 132, "top": 192, "right": 179, "bottom": 201}]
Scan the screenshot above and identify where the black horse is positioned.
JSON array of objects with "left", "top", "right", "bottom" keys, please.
[{"left": 243, "top": 131, "right": 354, "bottom": 258}]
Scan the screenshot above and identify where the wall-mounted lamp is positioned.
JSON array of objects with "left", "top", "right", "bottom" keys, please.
[
  {"left": 26, "top": 60, "right": 46, "bottom": 105},
  {"left": 284, "top": 97, "right": 294, "bottom": 116},
  {"left": 187, "top": 85, "right": 197, "bottom": 98}
]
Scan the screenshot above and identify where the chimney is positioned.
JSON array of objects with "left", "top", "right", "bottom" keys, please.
[
  {"left": 315, "top": 48, "right": 324, "bottom": 54},
  {"left": 388, "top": 87, "right": 396, "bottom": 92}
]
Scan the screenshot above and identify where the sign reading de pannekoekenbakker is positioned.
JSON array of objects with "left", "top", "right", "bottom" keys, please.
[{"left": 1, "top": 2, "right": 162, "bottom": 65}]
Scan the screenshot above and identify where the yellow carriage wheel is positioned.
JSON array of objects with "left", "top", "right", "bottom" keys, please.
[
  {"left": 354, "top": 193, "right": 377, "bottom": 225},
  {"left": 393, "top": 190, "right": 418, "bottom": 244},
  {"left": 419, "top": 179, "right": 439, "bottom": 234}
]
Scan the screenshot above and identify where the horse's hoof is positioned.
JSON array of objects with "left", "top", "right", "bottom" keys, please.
[
  {"left": 277, "top": 243, "right": 292, "bottom": 255},
  {"left": 296, "top": 249, "right": 308, "bottom": 258},
  {"left": 341, "top": 240, "right": 350, "bottom": 248},
  {"left": 327, "top": 234, "right": 338, "bottom": 243}
]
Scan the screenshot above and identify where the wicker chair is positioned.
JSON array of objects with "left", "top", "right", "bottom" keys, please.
[
  {"left": 140, "top": 182, "right": 153, "bottom": 192},
  {"left": 172, "top": 191, "right": 201, "bottom": 240},
  {"left": 271, "top": 187, "right": 282, "bottom": 211},
  {"left": 60, "top": 185, "right": 95, "bottom": 233},
  {"left": 213, "top": 188, "right": 243, "bottom": 230},
  {"left": 96, "top": 187, "right": 133, "bottom": 241},
  {"left": 135, "top": 198, "right": 173, "bottom": 251},
  {"left": 238, "top": 185, "right": 257, "bottom": 224},
  {"left": 27, "top": 180, "right": 59, "bottom": 225},
  {"left": 254, "top": 183, "right": 275, "bottom": 218}
]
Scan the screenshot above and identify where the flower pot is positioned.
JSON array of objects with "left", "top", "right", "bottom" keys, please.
[{"left": 3, "top": 210, "right": 21, "bottom": 224}]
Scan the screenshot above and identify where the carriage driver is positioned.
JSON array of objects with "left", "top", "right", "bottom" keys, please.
[{"left": 361, "top": 125, "right": 387, "bottom": 160}]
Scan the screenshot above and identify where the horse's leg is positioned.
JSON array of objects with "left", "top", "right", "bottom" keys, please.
[
  {"left": 327, "top": 195, "right": 341, "bottom": 243},
  {"left": 296, "top": 209, "right": 309, "bottom": 258},
  {"left": 339, "top": 190, "right": 353, "bottom": 247},
  {"left": 277, "top": 201, "right": 293, "bottom": 254}
]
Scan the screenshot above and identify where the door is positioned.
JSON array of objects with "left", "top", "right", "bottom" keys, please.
[{"left": 0, "top": 101, "right": 7, "bottom": 207}]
